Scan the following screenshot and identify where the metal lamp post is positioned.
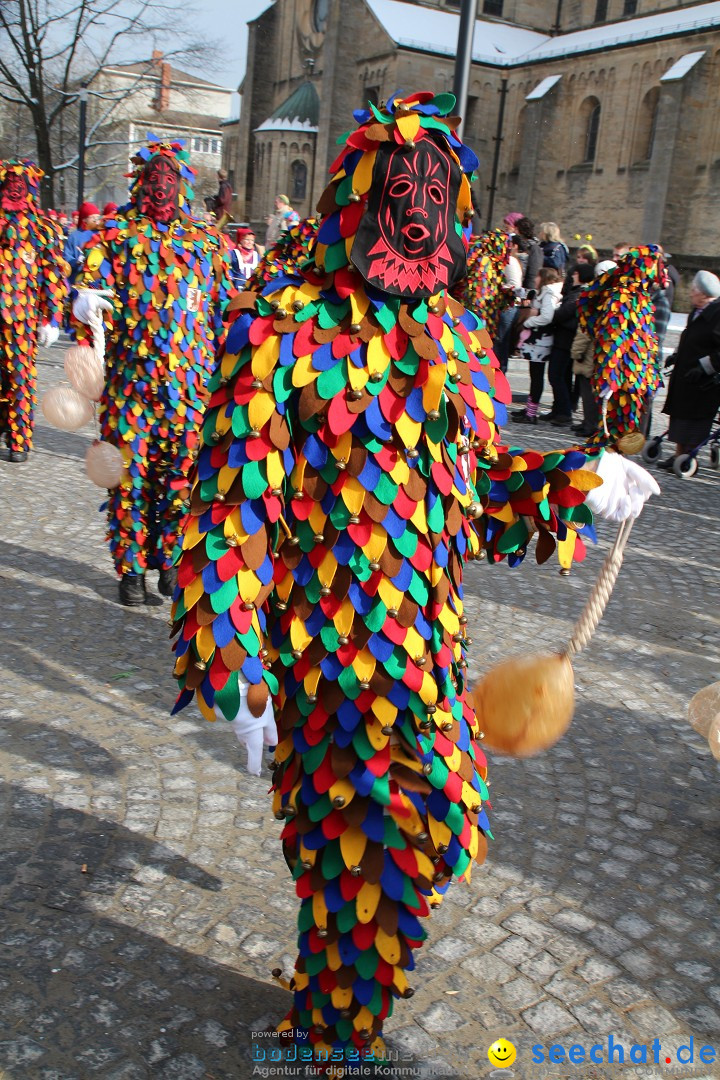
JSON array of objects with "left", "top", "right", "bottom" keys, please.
[
  {"left": 451, "top": 0, "right": 479, "bottom": 131},
  {"left": 77, "top": 83, "right": 88, "bottom": 208}
]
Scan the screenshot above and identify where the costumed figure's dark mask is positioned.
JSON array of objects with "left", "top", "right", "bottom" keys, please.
[
  {"left": 138, "top": 157, "right": 180, "bottom": 223},
  {"left": 1, "top": 173, "right": 29, "bottom": 212},
  {"left": 352, "top": 137, "right": 467, "bottom": 299}
]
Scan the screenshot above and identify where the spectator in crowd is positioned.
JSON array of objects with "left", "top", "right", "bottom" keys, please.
[
  {"left": 658, "top": 246, "right": 679, "bottom": 310},
  {"left": 571, "top": 322, "right": 598, "bottom": 438},
  {"left": 641, "top": 272, "right": 672, "bottom": 437},
  {"left": 514, "top": 216, "right": 543, "bottom": 290},
  {"left": 64, "top": 201, "right": 102, "bottom": 283},
  {"left": 229, "top": 226, "right": 262, "bottom": 286},
  {"left": 575, "top": 243, "right": 598, "bottom": 267},
  {"left": 213, "top": 168, "right": 233, "bottom": 228},
  {"left": 659, "top": 270, "right": 720, "bottom": 469},
  {"left": 543, "top": 262, "right": 595, "bottom": 427},
  {"left": 512, "top": 267, "right": 564, "bottom": 424},
  {"left": 538, "top": 222, "right": 569, "bottom": 273},
  {"left": 493, "top": 233, "right": 529, "bottom": 372},
  {"left": 265, "top": 193, "right": 300, "bottom": 248},
  {"left": 502, "top": 211, "right": 524, "bottom": 234}
]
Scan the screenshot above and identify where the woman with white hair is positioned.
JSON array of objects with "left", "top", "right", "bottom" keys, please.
[{"left": 660, "top": 270, "right": 720, "bottom": 470}]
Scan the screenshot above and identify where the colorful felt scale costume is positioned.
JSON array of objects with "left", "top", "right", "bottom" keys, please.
[
  {"left": 458, "top": 228, "right": 515, "bottom": 339},
  {"left": 72, "top": 138, "right": 235, "bottom": 601},
  {"left": 171, "top": 93, "right": 600, "bottom": 1069},
  {"left": 0, "top": 160, "right": 68, "bottom": 460},
  {"left": 577, "top": 245, "right": 663, "bottom": 448}
]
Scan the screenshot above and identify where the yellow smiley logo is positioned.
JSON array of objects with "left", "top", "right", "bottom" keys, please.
[{"left": 488, "top": 1038, "right": 517, "bottom": 1068}]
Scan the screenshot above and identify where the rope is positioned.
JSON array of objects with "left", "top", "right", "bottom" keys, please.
[
  {"left": 564, "top": 517, "right": 634, "bottom": 658},
  {"left": 88, "top": 310, "right": 106, "bottom": 366},
  {"left": 87, "top": 307, "right": 106, "bottom": 440}
]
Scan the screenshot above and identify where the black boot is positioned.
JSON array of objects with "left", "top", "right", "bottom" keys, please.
[
  {"left": 158, "top": 567, "right": 178, "bottom": 597},
  {"left": 119, "top": 574, "right": 146, "bottom": 606},
  {"left": 9, "top": 450, "right": 28, "bottom": 462}
]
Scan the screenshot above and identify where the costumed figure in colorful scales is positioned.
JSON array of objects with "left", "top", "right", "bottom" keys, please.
[
  {"left": 456, "top": 227, "right": 515, "bottom": 340},
  {"left": 170, "top": 92, "right": 659, "bottom": 1073},
  {"left": 70, "top": 136, "right": 235, "bottom": 607},
  {"left": 577, "top": 245, "right": 664, "bottom": 453},
  {"left": 0, "top": 160, "right": 68, "bottom": 463}
]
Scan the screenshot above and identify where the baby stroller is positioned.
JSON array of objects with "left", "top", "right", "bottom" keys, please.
[{"left": 642, "top": 415, "right": 720, "bottom": 478}]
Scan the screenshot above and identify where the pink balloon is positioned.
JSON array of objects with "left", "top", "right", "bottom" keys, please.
[
  {"left": 65, "top": 345, "right": 104, "bottom": 401},
  {"left": 86, "top": 440, "right": 126, "bottom": 488},
  {"left": 41, "top": 385, "right": 94, "bottom": 430}
]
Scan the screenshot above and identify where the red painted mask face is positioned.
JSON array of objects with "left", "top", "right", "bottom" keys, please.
[
  {"left": 1, "top": 173, "right": 29, "bottom": 212},
  {"left": 352, "top": 137, "right": 467, "bottom": 298},
  {"left": 138, "top": 157, "right": 180, "bottom": 223}
]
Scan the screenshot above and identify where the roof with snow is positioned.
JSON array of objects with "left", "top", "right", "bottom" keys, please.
[
  {"left": 364, "top": 0, "right": 544, "bottom": 64},
  {"left": 364, "top": 0, "right": 720, "bottom": 67},
  {"left": 255, "top": 80, "right": 320, "bottom": 133},
  {"left": 102, "top": 60, "right": 230, "bottom": 90}
]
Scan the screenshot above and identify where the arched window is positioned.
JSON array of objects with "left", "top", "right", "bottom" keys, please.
[
  {"left": 291, "top": 159, "right": 307, "bottom": 202},
  {"left": 582, "top": 98, "right": 601, "bottom": 163},
  {"left": 637, "top": 87, "right": 659, "bottom": 161},
  {"left": 594, "top": 0, "right": 608, "bottom": 22}
]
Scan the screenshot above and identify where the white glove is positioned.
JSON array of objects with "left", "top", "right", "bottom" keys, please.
[
  {"left": 598, "top": 384, "right": 613, "bottom": 400},
  {"left": 38, "top": 323, "right": 60, "bottom": 348},
  {"left": 217, "top": 682, "right": 278, "bottom": 776},
  {"left": 72, "top": 288, "right": 114, "bottom": 325},
  {"left": 586, "top": 451, "right": 660, "bottom": 522}
]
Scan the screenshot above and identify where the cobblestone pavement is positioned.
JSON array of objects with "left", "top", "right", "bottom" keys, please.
[{"left": 0, "top": 341, "right": 719, "bottom": 1080}]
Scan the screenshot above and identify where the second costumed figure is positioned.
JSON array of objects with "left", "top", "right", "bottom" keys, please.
[{"left": 72, "top": 137, "right": 235, "bottom": 605}]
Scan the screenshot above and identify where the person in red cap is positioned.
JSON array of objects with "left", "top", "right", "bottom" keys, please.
[
  {"left": 103, "top": 201, "right": 118, "bottom": 218},
  {"left": 64, "top": 201, "right": 103, "bottom": 282},
  {"left": 230, "top": 225, "right": 262, "bottom": 285}
]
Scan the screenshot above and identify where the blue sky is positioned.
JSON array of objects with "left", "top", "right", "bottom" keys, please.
[{"left": 188, "top": 0, "right": 271, "bottom": 89}]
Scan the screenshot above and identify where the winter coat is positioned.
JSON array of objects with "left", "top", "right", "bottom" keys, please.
[
  {"left": 64, "top": 227, "right": 98, "bottom": 282},
  {"left": 571, "top": 329, "right": 594, "bottom": 378},
  {"left": 522, "top": 239, "right": 543, "bottom": 289},
  {"left": 651, "top": 287, "right": 671, "bottom": 349},
  {"left": 524, "top": 282, "right": 563, "bottom": 330},
  {"left": 542, "top": 240, "right": 568, "bottom": 273},
  {"left": 550, "top": 283, "right": 582, "bottom": 351},
  {"left": 663, "top": 299, "right": 720, "bottom": 422},
  {"left": 520, "top": 282, "right": 563, "bottom": 363}
]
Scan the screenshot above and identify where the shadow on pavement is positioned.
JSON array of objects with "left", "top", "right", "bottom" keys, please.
[{"left": 30, "top": 423, "right": 93, "bottom": 461}]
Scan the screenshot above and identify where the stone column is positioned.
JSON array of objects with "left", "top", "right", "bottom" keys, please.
[{"left": 641, "top": 81, "right": 683, "bottom": 245}]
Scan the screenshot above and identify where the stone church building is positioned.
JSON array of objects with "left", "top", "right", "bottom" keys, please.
[{"left": 226, "top": 0, "right": 720, "bottom": 264}]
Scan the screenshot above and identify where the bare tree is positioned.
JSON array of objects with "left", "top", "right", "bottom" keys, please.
[{"left": 0, "top": 0, "right": 219, "bottom": 206}]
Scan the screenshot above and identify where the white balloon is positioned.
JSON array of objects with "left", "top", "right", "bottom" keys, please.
[
  {"left": 41, "top": 385, "right": 94, "bottom": 431},
  {"left": 65, "top": 345, "right": 105, "bottom": 401},
  {"left": 86, "top": 440, "right": 125, "bottom": 488}
]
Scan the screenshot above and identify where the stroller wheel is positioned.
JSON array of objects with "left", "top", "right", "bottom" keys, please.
[
  {"left": 674, "top": 454, "right": 698, "bottom": 479},
  {"left": 641, "top": 437, "right": 663, "bottom": 463},
  {"left": 709, "top": 445, "right": 719, "bottom": 470}
]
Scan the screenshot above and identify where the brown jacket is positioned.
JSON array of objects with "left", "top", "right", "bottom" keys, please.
[{"left": 571, "top": 328, "right": 594, "bottom": 378}]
